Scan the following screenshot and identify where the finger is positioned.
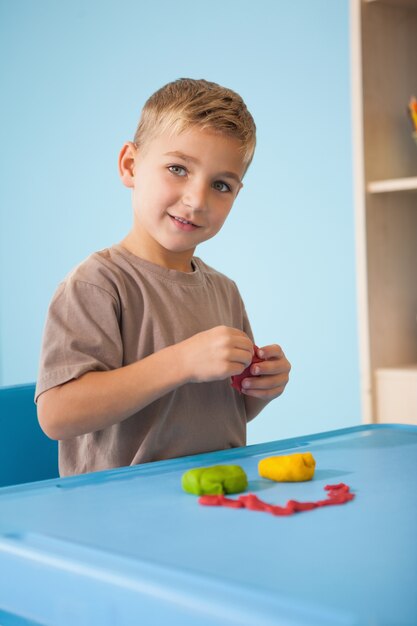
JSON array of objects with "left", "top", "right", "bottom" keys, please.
[
  {"left": 242, "top": 373, "right": 288, "bottom": 391},
  {"left": 250, "top": 357, "right": 291, "bottom": 377},
  {"left": 231, "top": 348, "right": 255, "bottom": 367},
  {"left": 225, "top": 329, "right": 254, "bottom": 353},
  {"left": 256, "top": 344, "right": 284, "bottom": 360},
  {"left": 242, "top": 385, "right": 286, "bottom": 400}
]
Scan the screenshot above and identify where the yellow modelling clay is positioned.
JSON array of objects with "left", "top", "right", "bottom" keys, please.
[{"left": 258, "top": 452, "right": 316, "bottom": 482}]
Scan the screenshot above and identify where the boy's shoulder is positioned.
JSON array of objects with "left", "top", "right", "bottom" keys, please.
[
  {"left": 62, "top": 246, "right": 124, "bottom": 291},
  {"left": 193, "top": 257, "right": 240, "bottom": 292}
]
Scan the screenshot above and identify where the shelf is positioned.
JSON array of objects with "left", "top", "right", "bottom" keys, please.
[
  {"left": 376, "top": 364, "right": 417, "bottom": 375},
  {"left": 352, "top": 0, "right": 417, "bottom": 424},
  {"left": 367, "top": 176, "right": 417, "bottom": 193},
  {"left": 364, "top": 0, "right": 417, "bottom": 8}
]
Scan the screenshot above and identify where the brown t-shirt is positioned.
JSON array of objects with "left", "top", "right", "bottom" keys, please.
[{"left": 36, "top": 244, "right": 253, "bottom": 476}]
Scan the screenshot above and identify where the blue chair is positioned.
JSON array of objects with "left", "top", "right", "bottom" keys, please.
[{"left": 0, "top": 383, "right": 58, "bottom": 487}]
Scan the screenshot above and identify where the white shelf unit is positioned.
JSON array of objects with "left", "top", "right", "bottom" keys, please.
[{"left": 351, "top": 0, "right": 417, "bottom": 424}]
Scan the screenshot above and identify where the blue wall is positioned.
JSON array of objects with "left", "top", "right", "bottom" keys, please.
[{"left": 0, "top": 0, "right": 360, "bottom": 443}]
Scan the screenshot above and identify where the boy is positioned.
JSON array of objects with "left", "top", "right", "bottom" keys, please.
[{"left": 36, "top": 78, "right": 291, "bottom": 476}]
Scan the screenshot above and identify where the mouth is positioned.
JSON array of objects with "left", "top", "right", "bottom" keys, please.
[{"left": 169, "top": 214, "right": 201, "bottom": 231}]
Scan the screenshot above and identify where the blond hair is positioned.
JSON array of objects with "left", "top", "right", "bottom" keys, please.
[{"left": 133, "top": 78, "right": 256, "bottom": 173}]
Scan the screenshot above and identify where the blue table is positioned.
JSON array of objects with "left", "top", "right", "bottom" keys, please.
[{"left": 0, "top": 424, "right": 416, "bottom": 626}]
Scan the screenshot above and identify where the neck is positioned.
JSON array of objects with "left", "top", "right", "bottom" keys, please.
[{"left": 120, "top": 232, "right": 195, "bottom": 273}]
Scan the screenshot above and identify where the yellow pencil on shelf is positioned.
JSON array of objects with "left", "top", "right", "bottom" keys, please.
[{"left": 408, "top": 96, "right": 417, "bottom": 145}]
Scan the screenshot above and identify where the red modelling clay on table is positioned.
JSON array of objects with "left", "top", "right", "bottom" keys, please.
[
  {"left": 198, "top": 483, "right": 354, "bottom": 516},
  {"left": 231, "top": 344, "right": 264, "bottom": 392}
]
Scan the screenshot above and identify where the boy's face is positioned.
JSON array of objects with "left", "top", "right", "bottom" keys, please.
[{"left": 119, "top": 127, "right": 245, "bottom": 271}]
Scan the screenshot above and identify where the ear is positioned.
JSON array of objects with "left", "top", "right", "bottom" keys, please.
[{"left": 118, "top": 141, "right": 137, "bottom": 188}]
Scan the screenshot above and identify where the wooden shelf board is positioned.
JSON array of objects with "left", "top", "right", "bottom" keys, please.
[
  {"left": 367, "top": 176, "right": 417, "bottom": 193},
  {"left": 376, "top": 364, "right": 417, "bottom": 374},
  {"left": 364, "top": 0, "right": 417, "bottom": 8}
]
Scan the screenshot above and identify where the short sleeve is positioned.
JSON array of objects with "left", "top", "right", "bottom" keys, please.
[
  {"left": 35, "top": 279, "right": 122, "bottom": 401},
  {"left": 230, "top": 279, "right": 254, "bottom": 343},
  {"left": 241, "top": 301, "right": 254, "bottom": 342}
]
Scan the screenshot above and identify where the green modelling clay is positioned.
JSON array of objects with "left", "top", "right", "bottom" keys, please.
[{"left": 182, "top": 465, "right": 248, "bottom": 496}]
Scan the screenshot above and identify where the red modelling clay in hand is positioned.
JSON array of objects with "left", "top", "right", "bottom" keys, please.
[
  {"left": 231, "top": 344, "right": 264, "bottom": 392},
  {"left": 198, "top": 483, "right": 355, "bottom": 516}
]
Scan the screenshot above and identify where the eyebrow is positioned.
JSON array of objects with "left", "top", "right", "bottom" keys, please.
[{"left": 164, "top": 151, "right": 242, "bottom": 184}]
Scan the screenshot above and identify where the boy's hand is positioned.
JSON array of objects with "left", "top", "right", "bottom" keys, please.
[
  {"left": 240, "top": 344, "right": 291, "bottom": 400},
  {"left": 181, "top": 326, "right": 254, "bottom": 384}
]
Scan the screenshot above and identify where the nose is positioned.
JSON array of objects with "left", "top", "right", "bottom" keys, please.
[{"left": 182, "top": 179, "right": 208, "bottom": 212}]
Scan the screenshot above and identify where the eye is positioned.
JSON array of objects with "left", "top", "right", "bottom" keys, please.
[
  {"left": 168, "top": 165, "right": 187, "bottom": 176},
  {"left": 212, "top": 180, "right": 231, "bottom": 193}
]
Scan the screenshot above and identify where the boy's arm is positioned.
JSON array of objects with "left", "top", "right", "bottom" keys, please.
[
  {"left": 241, "top": 345, "right": 291, "bottom": 422},
  {"left": 37, "top": 325, "right": 254, "bottom": 440}
]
